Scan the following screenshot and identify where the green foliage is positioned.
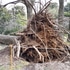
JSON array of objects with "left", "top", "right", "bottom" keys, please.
[
  {"left": 0, "top": 8, "right": 11, "bottom": 23},
  {"left": 0, "top": 6, "right": 26, "bottom": 34},
  {"left": 0, "top": 8, "right": 11, "bottom": 34},
  {"left": 4, "top": 27, "right": 19, "bottom": 35},
  {"left": 13, "top": 6, "right": 27, "bottom": 25},
  {"left": 16, "top": 13, "right": 27, "bottom": 25},
  {"left": 64, "top": 12, "right": 70, "bottom": 17}
]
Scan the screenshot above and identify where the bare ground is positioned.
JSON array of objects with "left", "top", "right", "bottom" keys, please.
[{"left": 0, "top": 46, "right": 70, "bottom": 70}]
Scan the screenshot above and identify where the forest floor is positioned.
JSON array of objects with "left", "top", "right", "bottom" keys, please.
[
  {"left": 0, "top": 45, "right": 29, "bottom": 70},
  {"left": 0, "top": 39, "right": 70, "bottom": 70}
]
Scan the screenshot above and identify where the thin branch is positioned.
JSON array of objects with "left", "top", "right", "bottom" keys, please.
[
  {"left": 33, "top": 45, "right": 44, "bottom": 62},
  {"left": 38, "top": 0, "right": 52, "bottom": 13},
  {"left": 30, "top": 27, "right": 45, "bottom": 47},
  {"left": 30, "top": 27, "right": 51, "bottom": 61},
  {"left": 27, "top": 0, "right": 36, "bottom": 15},
  {"left": 3, "top": 0, "right": 20, "bottom": 7}
]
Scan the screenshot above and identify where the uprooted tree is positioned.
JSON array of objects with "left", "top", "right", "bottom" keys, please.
[{"left": 0, "top": 0, "right": 70, "bottom": 63}]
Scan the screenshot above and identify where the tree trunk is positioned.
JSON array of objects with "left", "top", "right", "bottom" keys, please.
[
  {"left": 58, "top": 0, "right": 64, "bottom": 39},
  {"left": 26, "top": 5, "right": 33, "bottom": 20},
  {"left": 0, "top": 34, "right": 21, "bottom": 57},
  {"left": 0, "top": 34, "right": 19, "bottom": 45},
  {"left": 1, "top": 0, "right": 35, "bottom": 20},
  {"left": 58, "top": 0, "right": 64, "bottom": 24},
  {"left": 68, "top": 17, "right": 70, "bottom": 42},
  {"left": 23, "top": 0, "right": 35, "bottom": 20}
]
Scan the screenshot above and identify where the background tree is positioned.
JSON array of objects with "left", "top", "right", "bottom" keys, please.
[
  {"left": 58, "top": 0, "right": 64, "bottom": 24},
  {"left": 58, "top": 0, "right": 64, "bottom": 39},
  {"left": 22, "top": 0, "right": 35, "bottom": 20},
  {"left": 0, "top": 0, "right": 35, "bottom": 34},
  {"left": 0, "top": 5, "right": 26, "bottom": 35},
  {"left": 0, "top": 0, "right": 35, "bottom": 20},
  {"left": 64, "top": 3, "right": 70, "bottom": 42}
]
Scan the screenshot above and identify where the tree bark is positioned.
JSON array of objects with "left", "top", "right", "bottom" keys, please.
[
  {"left": 23, "top": 0, "right": 35, "bottom": 20},
  {"left": 58, "top": 0, "right": 64, "bottom": 39},
  {"left": 16, "top": 41, "right": 21, "bottom": 58},
  {"left": 68, "top": 17, "right": 70, "bottom": 42},
  {"left": 0, "top": 34, "right": 21, "bottom": 58},
  {"left": 26, "top": 5, "right": 32, "bottom": 20},
  {"left": 58, "top": 0, "right": 64, "bottom": 24},
  {"left": 0, "top": 34, "right": 19, "bottom": 45}
]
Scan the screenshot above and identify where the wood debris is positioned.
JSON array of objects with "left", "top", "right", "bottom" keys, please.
[{"left": 16, "top": 1, "right": 70, "bottom": 63}]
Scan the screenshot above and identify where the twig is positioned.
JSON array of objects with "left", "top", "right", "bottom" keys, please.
[
  {"left": 15, "top": 33, "right": 25, "bottom": 36},
  {"left": 3, "top": 0, "right": 19, "bottom": 7},
  {"left": 30, "top": 28, "right": 46, "bottom": 47},
  {"left": 33, "top": 46, "right": 44, "bottom": 62},
  {"left": 38, "top": 0, "right": 51, "bottom": 13},
  {"left": 42, "top": 22, "right": 51, "bottom": 62},
  {"left": 27, "top": 0, "right": 36, "bottom": 15},
  {"left": 9, "top": 44, "right": 13, "bottom": 70},
  {"left": 30, "top": 27, "right": 51, "bottom": 61},
  {"left": 16, "top": 41, "right": 21, "bottom": 58}
]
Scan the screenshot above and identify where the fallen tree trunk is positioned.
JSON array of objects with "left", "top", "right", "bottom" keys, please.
[
  {"left": 0, "top": 34, "right": 20, "bottom": 45},
  {"left": 0, "top": 34, "right": 21, "bottom": 58}
]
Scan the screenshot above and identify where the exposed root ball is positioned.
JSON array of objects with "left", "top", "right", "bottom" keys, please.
[{"left": 18, "top": 3, "right": 69, "bottom": 63}]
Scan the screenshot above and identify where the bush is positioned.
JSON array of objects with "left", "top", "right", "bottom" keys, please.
[{"left": 64, "top": 12, "right": 70, "bottom": 17}]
